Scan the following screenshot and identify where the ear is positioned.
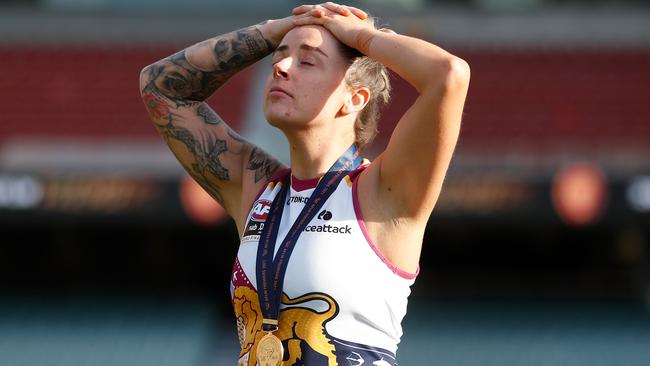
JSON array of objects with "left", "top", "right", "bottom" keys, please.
[{"left": 340, "top": 87, "right": 370, "bottom": 116}]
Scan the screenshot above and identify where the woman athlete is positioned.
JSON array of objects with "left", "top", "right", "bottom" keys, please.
[{"left": 140, "top": 3, "right": 469, "bottom": 365}]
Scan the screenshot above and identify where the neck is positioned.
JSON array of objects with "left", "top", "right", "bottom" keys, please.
[{"left": 285, "top": 129, "right": 356, "bottom": 180}]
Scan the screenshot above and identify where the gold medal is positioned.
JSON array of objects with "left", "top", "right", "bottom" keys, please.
[{"left": 256, "top": 332, "right": 283, "bottom": 366}]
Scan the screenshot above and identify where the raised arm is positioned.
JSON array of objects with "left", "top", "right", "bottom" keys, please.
[
  {"left": 294, "top": 4, "right": 470, "bottom": 221},
  {"left": 139, "top": 20, "right": 296, "bottom": 224},
  {"left": 362, "top": 30, "right": 470, "bottom": 219}
]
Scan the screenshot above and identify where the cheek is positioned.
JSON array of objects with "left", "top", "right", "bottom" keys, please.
[
  {"left": 298, "top": 86, "right": 325, "bottom": 103},
  {"left": 300, "top": 82, "right": 342, "bottom": 109},
  {"left": 317, "top": 84, "right": 348, "bottom": 113}
]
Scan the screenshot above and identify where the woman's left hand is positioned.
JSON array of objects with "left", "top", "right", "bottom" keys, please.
[{"left": 291, "top": 3, "right": 377, "bottom": 54}]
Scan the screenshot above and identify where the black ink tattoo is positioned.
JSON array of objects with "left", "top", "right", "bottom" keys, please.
[
  {"left": 156, "top": 119, "right": 230, "bottom": 203},
  {"left": 247, "top": 147, "right": 281, "bottom": 184},
  {"left": 140, "top": 26, "right": 276, "bottom": 204},
  {"left": 197, "top": 138, "right": 229, "bottom": 181},
  {"left": 197, "top": 104, "right": 221, "bottom": 125},
  {"left": 142, "top": 26, "right": 272, "bottom": 103}
]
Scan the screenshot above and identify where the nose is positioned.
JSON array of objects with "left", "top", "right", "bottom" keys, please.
[{"left": 273, "top": 57, "right": 291, "bottom": 79}]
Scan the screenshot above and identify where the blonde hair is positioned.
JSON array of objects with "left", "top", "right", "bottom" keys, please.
[{"left": 337, "top": 20, "right": 392, "bottom": 150}]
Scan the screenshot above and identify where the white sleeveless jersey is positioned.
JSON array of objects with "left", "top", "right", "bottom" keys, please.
[{"left": 230, "top": 164, "right": 417, "bottom": 366}]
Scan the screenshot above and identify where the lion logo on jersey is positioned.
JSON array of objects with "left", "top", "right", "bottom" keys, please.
[
  {"left": 233, "top": 288, "right": 339, "bottom": 366},
  {"left": 275, "top": 292, "right": 339, "bottom": 365}
]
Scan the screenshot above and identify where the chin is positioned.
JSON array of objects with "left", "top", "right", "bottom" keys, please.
[
  {"left": 263, "top": 112, "right": 292, "bottom": 131},
  {"left": 267, "top": 116, "right": 309, "bottom": 133},
  {"left": 265, "top": 115, "right": 286, "bottom": 128},
  {"left": 264, "top": 105, "right": 299, "bottom": 129}
]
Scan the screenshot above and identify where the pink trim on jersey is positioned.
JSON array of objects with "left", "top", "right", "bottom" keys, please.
[
  {"left": 291, "top": 174, "right": 319, "bottom": 192},
  {"left": 351, "top": 166, "right": 419, "bottom": 280}
]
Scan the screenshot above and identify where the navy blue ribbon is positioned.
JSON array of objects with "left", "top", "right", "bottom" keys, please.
[{"left": 256, "top": 144, "right": 363, "bottom": 332}]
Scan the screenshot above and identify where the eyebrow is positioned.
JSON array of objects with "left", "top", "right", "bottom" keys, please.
[{"left": 274, "top": 44, "right": 329, "bottom": 58}]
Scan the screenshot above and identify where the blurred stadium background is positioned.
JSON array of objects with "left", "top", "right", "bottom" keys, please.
[{"left": 1, "top": 0, "right": 650, "bottom": 365}]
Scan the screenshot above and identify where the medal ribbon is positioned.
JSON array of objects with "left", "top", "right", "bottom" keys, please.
[{"left": 256, "top": 144, "right": 362, "bottom": 332}]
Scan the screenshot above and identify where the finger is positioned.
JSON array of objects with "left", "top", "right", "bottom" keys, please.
[
  {"left": 325, "top": 3, "right": 368, "bottom": 19},
  {"left": 347, "top": 6, "right": 368, "bottom": 19},
  {"left": 322, "top": 2, "right": 351, "bottom": 16},
  {"left": 292, "top": 5, "right": 314, "bottom": 15},
  {"left": 310, "top": 8, "right": 326, "bottom": 17},
  {"left": 293, "top": 15, "right": 327, "bottom": 26}
]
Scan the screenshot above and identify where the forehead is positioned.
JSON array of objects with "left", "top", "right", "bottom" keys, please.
[{"left": 279, "top": 26, "right": 338, "bottom": 52}]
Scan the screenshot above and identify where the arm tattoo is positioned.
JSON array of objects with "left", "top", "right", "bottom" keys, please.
[
  {"left": 141, "top": 26, "right": 275, "bottom": 204},
  {"left": 197, "top": 104, "right": 220, "bottom": 125},
  {"left": 142, "top": 26, "right": 272, "bottom": 103},
  {"left": 157, "top": 115, "right": 230, "bottom": 204},
  {"left": 247, "top": 147, "right": 281, "bottom": 184}
]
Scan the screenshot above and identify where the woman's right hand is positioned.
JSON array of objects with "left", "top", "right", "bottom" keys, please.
[{"left": 257, "top": 16, "right": 299, "bottom": 48}]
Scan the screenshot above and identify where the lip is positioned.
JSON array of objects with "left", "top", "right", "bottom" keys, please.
[{"left": 269, "top": 86, "right": 293, "bottom": 98}]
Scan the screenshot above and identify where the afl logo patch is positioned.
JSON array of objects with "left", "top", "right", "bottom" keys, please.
[{"left": 250, "top": 199, "right": 272, "bottom": 222}]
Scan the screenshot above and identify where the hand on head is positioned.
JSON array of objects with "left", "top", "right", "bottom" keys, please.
[
  {"left": 292, "top": 2, "right": 368, "bottom": 19},
  {"left": 291, "top": 3, "right": 376, "bottom": 54},
  {"left": 259, "top": 3, "right": 374, "bottom": 53}
]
